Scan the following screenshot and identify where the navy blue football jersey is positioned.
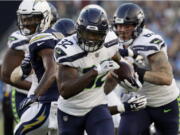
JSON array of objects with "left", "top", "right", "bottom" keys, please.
[{"left": 29, "top": 28, "right": 62, "bottom": 102}]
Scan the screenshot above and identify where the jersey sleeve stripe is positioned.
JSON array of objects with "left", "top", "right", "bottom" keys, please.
[
  {"left": 10, "top": 40, "right": 29, "bottom": 49},
  {"left": 30, "top": 35, "right": 50, "bottom": 43},
  {"left": 132, "top": 45, "right": 158, "bottom": 51},
  {"left": 58, "top": 52, "right": 87, "bottom": 63},
  {"left": 104, "top": 39, "right": 119, "bottom": 48}
]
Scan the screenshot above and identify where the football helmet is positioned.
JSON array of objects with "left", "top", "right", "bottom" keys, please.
[
  {"left": 77, "top": 4, "right": 109, "bottom": 52},
  {"left": 113, "top": 3, "right": 145, "bottom": 46},
  {"left": 48, "top": 2, "right": 59, "bottom": 25},
  {"left": 17, "top": 0, "right": 52, "bottom": 36},
  {"left": 52, "top": 18, "right": 76, "bottom": 37}
]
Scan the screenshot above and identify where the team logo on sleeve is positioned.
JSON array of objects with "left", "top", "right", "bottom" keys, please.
[
  {"left": 150, "top": 38, "right": 163, "bottom": 45},
  {"left": 55, "top": 47, "right": 66, "bottom": 58},
  {"left": 9, "top": 36, "right": 18, "bottom": 41}
]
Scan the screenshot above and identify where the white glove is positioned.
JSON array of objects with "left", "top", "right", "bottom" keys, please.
[
  {"left": 94, "top": 60, "right": 120, "bottom": 75},
  {"left": 127, "top": 95, "right": 147, "bottom": 111},
  {"left": 117, "top": 95, "right": 147, "bottom": 113},
  {"left": 119, "top": 72, "right": 142, "bottom": 92}
]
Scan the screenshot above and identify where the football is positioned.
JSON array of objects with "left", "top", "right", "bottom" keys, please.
[{"left": 112, "top": 61, "right": 134, "bottom": 82}]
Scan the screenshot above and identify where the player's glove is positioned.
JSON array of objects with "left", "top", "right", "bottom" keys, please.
[
  {"left": 119, "top": 72, "right": 142, "bottom": 91},
  {"left": 21, "top": 55, "right": 32, "bottom": 80},
  {"left": 19, "top": 95, "right": 38, "bottom": 111},
  {"left": 123, "top": 95, "right": 147, "bottom": 112},
  {"left": 94, "top": 60, "right": 120, "bottom": 75}
]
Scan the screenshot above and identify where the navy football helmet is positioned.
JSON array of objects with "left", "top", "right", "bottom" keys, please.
[
  {"left": 52, "top": 18, "right": 76, "bottom": 37},
  {"left": 113, "top": 3, "right": 145, "bottom": 45},
  {"left": 77, "top": 4, "right": 109, "bottom": 52}
]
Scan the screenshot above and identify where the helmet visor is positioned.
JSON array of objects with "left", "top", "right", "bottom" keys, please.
[{"left": 79, "top": 30, "right": 106, "bottom": 42}]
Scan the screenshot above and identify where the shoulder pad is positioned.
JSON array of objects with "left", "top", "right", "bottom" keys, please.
[
  {"left": 30, "top": 32, "right": 56, "bottom": 44},
  {"left": 139, "top": 28, "right": 165, "bottom": 47},
  {"left": 132, "top": 28, "right": 166, "bottom": 57},
  {"left": 51, "top": 32, "right": 64, "bottom": 40},
  {"left": 45, "top": 28, "right": 64, "bottom": 39},
  {"left": 104, "top": 30, "right": 119, "bottom": 48},
  {"left": 29, "top": 31, "right": 59, "bottom": 56},
  {"left": 8, "top": 31, "right": 29, "bottom": 50},
  {"left": 54, "top": 35, "right": 87, "bottom": 65}
]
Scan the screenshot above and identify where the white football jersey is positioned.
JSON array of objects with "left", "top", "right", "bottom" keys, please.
[
  {"left": 8, "top": 31, "right": 29, "bottom": 54},
  {"left": 7, "top": 30, "right": 38, "bottom": 95},
  {"left": 55, "top": 30, "right": 120, "bottom": 116},
  {"left": 129, "top": 28, "right": 179, "bottom": 107}
]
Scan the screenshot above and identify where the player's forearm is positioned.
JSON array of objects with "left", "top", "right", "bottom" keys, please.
[
  {"left": 144, "top": 71, "right": 172, "bottom": 85},
  {"left": 144, "top": 51, "right": 173, "bottom": 85},
  {"left": 1, "top": 73, "right": 31, "bottom": 90},
  {"left": 104, "top": 75, "right": 117, "bottom": 94},
  {"left": 108, "top": 106, "right": 120, "bottom": 115},
  {"left": 34, "top": 70, "right": 56, "bottom": 96},
  {"left": 60, "top": 69, "right": 98, "bottom": 99},
  {"left": 12, "top": 80, "right": 32, "bottom": 90}
]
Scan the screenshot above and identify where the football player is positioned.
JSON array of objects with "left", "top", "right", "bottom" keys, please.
[
  {"left": 13, "top": 17, "right": 76, "bottom": 135},
  {"left": 54, "top": 4, "right": 141, "bottom": 135},
  {"left": 50, "top": 18, "right": 76, "bottom": 135},
  {"left": 1, "top": 1, "right": 59, "bottom": 127},
  {"left": 113, "top": 3, "right": 179, "bottom": 135},
  {"left": 1, "top": 6, "right": 32, "bottom": 124},
  {"left": 12, "top": 0, "right": 61, "bottom": 135}
]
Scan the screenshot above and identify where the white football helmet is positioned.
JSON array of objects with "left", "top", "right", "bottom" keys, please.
[{"left": 17, "top": 0, "right": 52, "bottom": 36}]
